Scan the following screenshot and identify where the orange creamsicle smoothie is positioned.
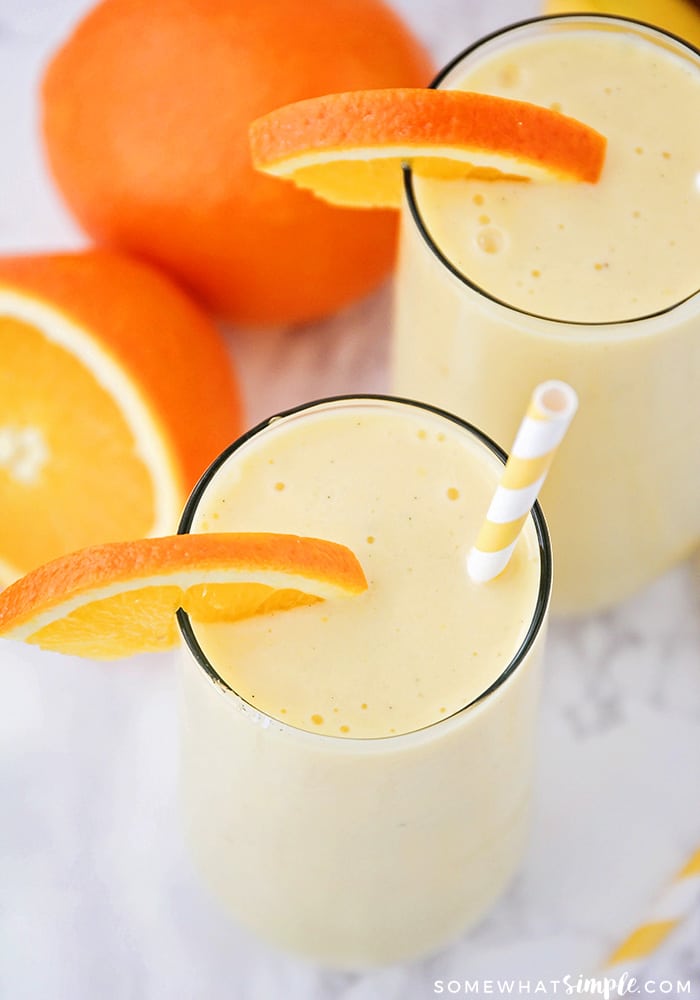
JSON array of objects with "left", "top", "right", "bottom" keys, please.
[
  {"left": 177, "top": 396, "right": 550, "bottom": 966},
  {"left": 189, "top": 400, "right": 540, "bottom": 737},
  {"left": 394, "top": 16, "right": 700, "bottom": 614}
]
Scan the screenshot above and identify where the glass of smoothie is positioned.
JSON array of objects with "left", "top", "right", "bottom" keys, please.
[
  {"left": 177, "top": 395, "right": 551, "bottom": 967},
  {"left": 393, "top": 15, "right": 700, "bottom": 615}
]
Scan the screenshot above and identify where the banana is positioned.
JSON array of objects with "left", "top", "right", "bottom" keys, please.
[{"left": 542, "top": 0, "right": 700, "bottom": 48}]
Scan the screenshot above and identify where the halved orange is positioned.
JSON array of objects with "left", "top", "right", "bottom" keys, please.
[
  {"left": 0, "top": 251, "right": 243, "bottom": 585},
  {"left": 249, "top": 88, "right": 607, "bottom": 207},
  {"left": 0, "top": 533, "right": 367, "bottom": 660}
]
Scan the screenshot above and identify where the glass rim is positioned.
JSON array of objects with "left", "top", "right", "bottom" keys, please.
[
  {"left": 403, "top": 12, "right": 700, "bottom": 329},
  {"left": 176, "top": 394, "right": 553, "bottom": 744}
]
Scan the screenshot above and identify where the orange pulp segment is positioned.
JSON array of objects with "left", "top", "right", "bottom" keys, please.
[
  {"left": 0, "top": 533, "right": 367, "bottom": 659},
  {"left": 249, "top": 88, "right": 607, "bottom": 207}
]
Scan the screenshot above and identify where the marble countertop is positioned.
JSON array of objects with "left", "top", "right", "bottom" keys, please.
[{"left": 1, "top": 1, "right": 699, "bottom": 998}]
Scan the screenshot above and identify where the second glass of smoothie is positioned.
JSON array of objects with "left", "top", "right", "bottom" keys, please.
[
  {"left": 177, "top": 395, "right": 551, "bottom": 967},
  {"left": 393, "top": 15, "right": 700, "bottom": 614}
]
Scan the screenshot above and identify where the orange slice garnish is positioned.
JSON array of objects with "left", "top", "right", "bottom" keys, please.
[
  {"left": 249, "top": 88, "right": 607, "bottom": 207},
  {"left": 0, "top": 533, "right": 367, "bottom": 659}
]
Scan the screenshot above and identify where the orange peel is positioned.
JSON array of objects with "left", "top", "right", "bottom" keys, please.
[
  {"left": 249, "top": 88, "right": 607, "bottom": 207},
  {"left": 0, "top": 533, "right": 368, "bottom": 659}
]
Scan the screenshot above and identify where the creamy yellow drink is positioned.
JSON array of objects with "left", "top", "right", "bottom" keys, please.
[
  {"left": 178, "top": 396, "right": 550, "bottom": 966},
  {"left": 394, "top": 16, "right": 700, "bottom": 614}
]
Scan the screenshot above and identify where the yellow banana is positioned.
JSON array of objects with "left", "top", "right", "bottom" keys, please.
[{"left": 542, "top": 0, "right": 700, "bottom": 48}]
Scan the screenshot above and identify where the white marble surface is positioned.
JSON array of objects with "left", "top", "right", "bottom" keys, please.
[{"left": 1, "top": 1, "right": 700, "bottom": 998}]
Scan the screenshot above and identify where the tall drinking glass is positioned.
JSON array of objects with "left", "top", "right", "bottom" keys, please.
[
  {"left": 393, "top": 16, "right": 700, "bottom": 614},
  {"left": 177, "top": 396, "right": 551, "bottom": 967}
]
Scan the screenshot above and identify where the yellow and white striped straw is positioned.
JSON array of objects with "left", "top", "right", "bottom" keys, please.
[
  {"left": 467, "top": 380, "right": 578, "bottom": 583},
  {"left": 602, "top": 846, "right": 700, "bottom": 973}
]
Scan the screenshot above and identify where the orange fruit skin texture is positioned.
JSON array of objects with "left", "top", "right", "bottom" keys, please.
[
  {"left": 0, "top": 250, "right": 243, "bottom": 492},
  {"left": 41, "top": 0, "right": 434, "bottom": 326},
  {"left": 0, "top": 533, "right": 368, "bottom": 636},
  {"left": 250, "top": 89, "right": 607, "bottom": 184}
]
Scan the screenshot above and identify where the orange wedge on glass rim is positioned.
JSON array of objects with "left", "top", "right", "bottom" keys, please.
[
  {"left": 249, "top": 88, "right": 607, "bottom": 207},
  {"left": 0, "top": 533, "right": 367, "bottom": 660}
]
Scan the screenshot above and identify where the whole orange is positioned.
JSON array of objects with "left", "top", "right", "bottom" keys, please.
[{"left": 41, "top": 0, "right": 433, "bottom": 326}]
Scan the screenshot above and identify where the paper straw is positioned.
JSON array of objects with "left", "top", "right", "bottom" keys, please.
[
  {"left": 467, "top": 380, "right": 578, "bottom": 583},
  {"left": 602, "top": 847, "right": 700, "bottom": 972}
]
